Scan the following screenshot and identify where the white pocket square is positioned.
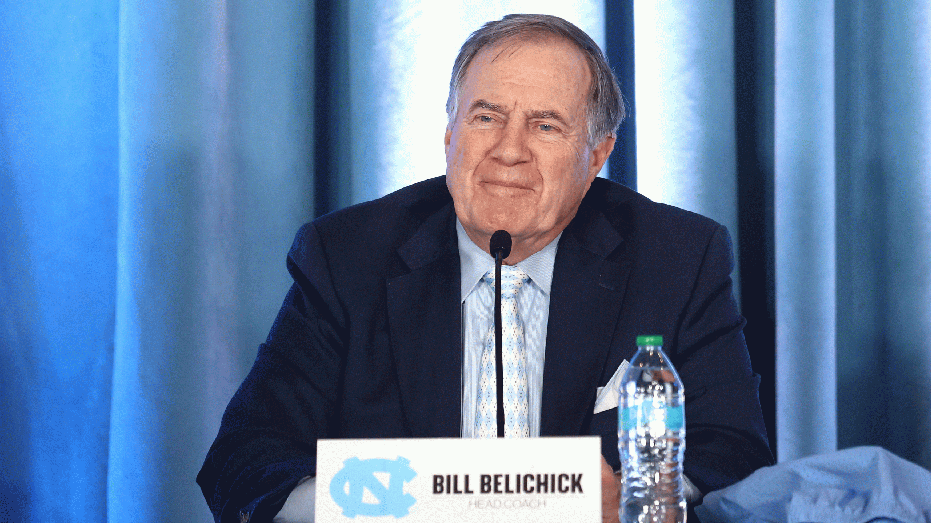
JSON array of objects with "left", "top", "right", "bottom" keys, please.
[{"left": 594, "top": 359, "right": 630, "bottom": 414}]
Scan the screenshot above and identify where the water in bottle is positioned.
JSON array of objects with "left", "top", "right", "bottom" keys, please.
[{"left": 618, "top": 335, "right": 686, "bottom": 523}]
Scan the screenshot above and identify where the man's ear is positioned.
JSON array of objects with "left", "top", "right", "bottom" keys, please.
[
  {"left": 588, "top": 134, "right": 616, "bottom": 180},
  {"left": 444, "top": 127, "right": 452, "bottom": 156}
]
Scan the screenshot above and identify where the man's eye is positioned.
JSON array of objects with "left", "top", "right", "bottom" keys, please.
[
  {"left": 477, "top": 115, "right": 493, "bottom": 123},
  {"left": 538, "top": 123, "right": 555, "bottom": 132}
]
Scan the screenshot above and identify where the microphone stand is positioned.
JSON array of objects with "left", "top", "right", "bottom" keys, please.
[
  {"left": 494, "top": 246, "right": 505, "bottom": 438},
  {"left": 489, "top": 230, "right": 511, "bottom": 438}
]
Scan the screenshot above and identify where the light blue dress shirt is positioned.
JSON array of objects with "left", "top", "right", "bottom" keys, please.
[{"left": 456, "top": 219, "right": 560, "bottom": 438}]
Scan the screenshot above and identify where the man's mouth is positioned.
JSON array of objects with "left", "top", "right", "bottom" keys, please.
[{"left": 480, "top": 180, "right": 533, "bottom": 192}]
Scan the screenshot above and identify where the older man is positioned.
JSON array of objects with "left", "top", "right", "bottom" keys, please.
[{"left": 198, "top": 14, "right": 773, "bottom": 523}]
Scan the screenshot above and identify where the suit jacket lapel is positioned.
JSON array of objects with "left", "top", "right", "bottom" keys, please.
[
  {"left": 541, "top": 207, "right": 632, "bottom": 436},
  {"left": 386, "top": 203, "right": 462, "bottom": 438}
]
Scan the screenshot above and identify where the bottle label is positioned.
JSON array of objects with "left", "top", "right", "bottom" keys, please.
[{"left": 620, "top": 403, "right": 684, "bottom": 431}]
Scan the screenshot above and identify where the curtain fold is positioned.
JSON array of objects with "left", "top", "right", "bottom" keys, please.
[
  {"left": 774, "top": 0, "right": 837, "bottom": 462},
  {"left": 109, "top": 0, "right": 313, "bottom": 520},
  {"left": 835, "top": 0, "right": 931, "bottom": 468},
  {"left": 633, "top": 0, "right": 739, "bottom": 247}
]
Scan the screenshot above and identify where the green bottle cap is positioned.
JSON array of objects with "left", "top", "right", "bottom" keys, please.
[{"left": 636, "top": 335, "right": 663, "bottom": 346}]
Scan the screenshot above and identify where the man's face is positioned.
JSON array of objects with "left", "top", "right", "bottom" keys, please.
[{"left": 445, "top": 36, "right": 614, "bottom": 258}]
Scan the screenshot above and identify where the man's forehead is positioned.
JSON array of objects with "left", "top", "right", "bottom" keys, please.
[
  {"left": 458, "top": 37, "right": 591, "bottom": 115},
  {"left": 483, "top": 32, "right": 563, "bottom": 62}
]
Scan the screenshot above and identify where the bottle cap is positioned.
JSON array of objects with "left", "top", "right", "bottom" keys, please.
[{"left": 636, "top": 335, "right": 663, "bottom": 346}]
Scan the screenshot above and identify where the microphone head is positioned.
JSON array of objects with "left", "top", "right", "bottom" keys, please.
[{"left": 489, "top": 230, "right": 512, "bottom": 260}]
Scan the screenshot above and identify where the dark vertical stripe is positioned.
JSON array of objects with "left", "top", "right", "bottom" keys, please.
[
  {"left": 605, "top": 0, "right": 636, "bottom": 190},
  {"left": 834, "top": 0, "right": 891, "bottom": 456},
  {"left": 314, "top": 0, "right": 351, "bottom": 217},
  {"left": 735, "top": 0, "right": 777, "bottom": 455}
]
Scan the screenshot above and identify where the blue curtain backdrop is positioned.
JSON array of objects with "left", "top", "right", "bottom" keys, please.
[
  {"left": 1, "top": 1, "right": 118, "bottom": 521},
  {"left": 2, "top": 0, "right": 930, "bottom": 521}
]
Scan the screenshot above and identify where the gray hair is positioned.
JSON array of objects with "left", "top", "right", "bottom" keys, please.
[{"left": 445, "top": 14, "right": 625, "bottom": 145}]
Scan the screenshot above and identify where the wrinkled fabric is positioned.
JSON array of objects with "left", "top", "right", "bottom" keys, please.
[{"left": 696, "top": 446, "right": 931, "bottom": 522}]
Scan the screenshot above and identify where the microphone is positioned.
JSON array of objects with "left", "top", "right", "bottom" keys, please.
[
  {"left": 490, "top": 230, "right": 512, "bottom": 261},
  {"left": 489, "top": 230, "right": 511, "bottom": 438}
]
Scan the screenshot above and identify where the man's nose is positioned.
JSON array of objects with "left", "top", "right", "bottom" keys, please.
[{"left": 490, "top": 120, "right": 530, "bottom": 165}]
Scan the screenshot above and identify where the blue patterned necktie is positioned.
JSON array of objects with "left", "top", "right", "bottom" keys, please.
[{"left": 476, "top": 265, "right": 531, "bottom": 438}]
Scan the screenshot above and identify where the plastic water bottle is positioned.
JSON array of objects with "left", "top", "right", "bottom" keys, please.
[{"left": 618, "top": 335, "right": 686, "bottom": 523}]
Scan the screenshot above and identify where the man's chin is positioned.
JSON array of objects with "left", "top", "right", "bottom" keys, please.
[
  {"left": 475, "top": 219, "right": 531, "bottom": 237},
  {"left": 458, "top": 208, "right": 546, "bottom": 242},
  {"left": 469, "top": 206, "right": 535, "bottom": 233}
]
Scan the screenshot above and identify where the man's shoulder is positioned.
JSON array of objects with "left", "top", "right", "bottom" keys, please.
[
  {"left": 314, "top": 176, "right": 452, "bottom": 230},
  {"left": 288, "top": 176, "right": 453, "bottom": 265},
  {"left": 584, "top": 177, "right": 722, "bottom": 240}
]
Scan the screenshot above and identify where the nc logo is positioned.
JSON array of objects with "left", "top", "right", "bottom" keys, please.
[{"left": 329, "top": 456, "right": 417, "bottom": 518}]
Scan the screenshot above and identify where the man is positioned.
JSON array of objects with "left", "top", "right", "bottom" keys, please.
[{"left": 198, "top": 14, "right": 773, "bottom": 523}]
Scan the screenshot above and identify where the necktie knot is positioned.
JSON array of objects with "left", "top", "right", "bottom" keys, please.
[{"left": 483, "top": 266, "right": 529, "bottom": 300}]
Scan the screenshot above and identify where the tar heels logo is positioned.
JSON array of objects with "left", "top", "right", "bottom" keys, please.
[{"left": 329, "top": 456, "right": 417, "bottom": 518}]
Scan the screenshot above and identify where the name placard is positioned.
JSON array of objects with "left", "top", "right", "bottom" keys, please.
[{"left": 316, "top": 437, "right": 601, "bottom": 522}]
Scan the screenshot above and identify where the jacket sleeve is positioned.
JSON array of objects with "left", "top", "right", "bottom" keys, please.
[
  {"left": 675, "top": 224, "right": 775, "bottom": 495},
  {"left": 197, "top": 223, "right": 345, "bottom": 523}
]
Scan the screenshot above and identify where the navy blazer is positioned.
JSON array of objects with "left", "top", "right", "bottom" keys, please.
[{"left": 198, "top": 176, "right": 774, "bottom": 523}]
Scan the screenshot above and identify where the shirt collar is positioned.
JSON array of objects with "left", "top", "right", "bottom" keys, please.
[{"left": 456, "top": 219, "right": 560, "bottom": 302}]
